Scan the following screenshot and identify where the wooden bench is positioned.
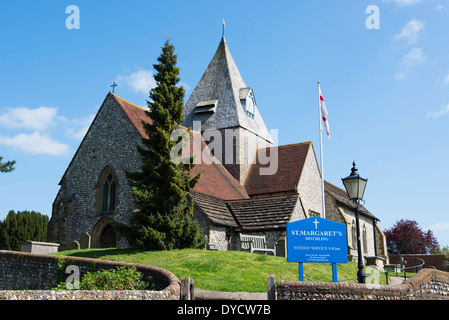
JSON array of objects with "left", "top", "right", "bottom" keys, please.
[{"left": 239, "top": 234, "right": 276, "bottom": 256}]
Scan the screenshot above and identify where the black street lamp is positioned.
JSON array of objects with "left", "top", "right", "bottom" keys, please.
[{"left": 342, "top": 161, "right": 368, "bottom": 284}]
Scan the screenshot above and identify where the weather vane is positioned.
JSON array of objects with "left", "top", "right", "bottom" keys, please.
[{"left": 222, "top": 16, "right": 225, "bottom": 36}]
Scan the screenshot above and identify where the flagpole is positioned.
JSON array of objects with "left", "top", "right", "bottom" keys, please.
[{"left": 318, "top": 81, "right": 326, "bottom": 219}]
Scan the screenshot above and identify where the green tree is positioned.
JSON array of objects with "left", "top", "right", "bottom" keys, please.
[
  {"left": 115, "top": 39, "right": 205, "bottom": 251},
  {"left": 0, "top": 210, "right": 49, "bottom": 250},
  {"left": 0, "top": 156, "right": 15, "bottom": 173}
]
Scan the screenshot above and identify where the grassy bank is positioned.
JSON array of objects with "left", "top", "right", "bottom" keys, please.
[{"left": 55, "top": 248, "right": 383, "bottom": 292}]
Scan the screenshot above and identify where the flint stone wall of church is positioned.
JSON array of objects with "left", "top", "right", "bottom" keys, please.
[
  {"left": 324, "top": 192, "right": 386, "bottom": 262},
  {"left": 339, "top": 205, "right": 377, "bottom": 258},
  {"left": 192, "top": 206, "right": 228, "bottom": 251},
  {"left": 297, "top": 146, "right": 323, "bottom": 218},
  {"left": 48, "top": 96, "right": 142, "bottom": 250}
]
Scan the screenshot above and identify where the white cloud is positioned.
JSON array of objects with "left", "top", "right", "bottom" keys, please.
[
  {"left": 115, "top": 70, "right": 157, "bottom": 95},
  {"left": 426, "top": 103, "right": 449, "bottom": 118},
  {"left": 433, "top": 4, "right": 448, "bottom": 17},
  {"left": 428, "top": 221, "right": 449, "bottom": 231},
  {"left": 0, "top": 106, "right": 63, "bottom": 131},
  {"left": 0, "top": 131, "right": 70, "bottom": 156},
  {"left": 383, "top": 0, "right": 423, "bottom": 6},
  {"left": 395, "top": 47, "right": 427, "bottom": 79},
  {"left": 434, "top": 4, "right": 445, "bottom": 12},
  {"left": 400, "top": 47, "right": 427, "bottom": 67},
  {"left": 0, "top": 105, "right": 98, "bottom": 156},
  {"left": 394, "top": 72, "right": 407, "bottom": 80},
  {"left": 394, "top": 20, "right": 425, "bottom": 44}
]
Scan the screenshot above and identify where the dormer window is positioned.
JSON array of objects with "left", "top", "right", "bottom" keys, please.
[
  {"left": 246, "top": 91, "right": 256, "bottom": 119},
  {"left": 239, "top": 88, "right": 256, "bottom": 119}
]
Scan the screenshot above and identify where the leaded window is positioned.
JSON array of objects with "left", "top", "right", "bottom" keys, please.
[{"left": 96, "top": 167, "right": 118, "bottom": 216}]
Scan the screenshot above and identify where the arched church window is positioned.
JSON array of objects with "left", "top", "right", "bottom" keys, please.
[
  {"left": 96, "top": 167, "right": 118, "bottom": 216},
  {"left": 363, "top": 225, "right": 368, "bottom": 254},
  {"left": 351, "top": 221, "right": 356, "bottom": 249}
]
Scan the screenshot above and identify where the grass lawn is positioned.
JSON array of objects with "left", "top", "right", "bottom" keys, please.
[{"left": 55, "top": 248, "right": 386, "bottom": 292}]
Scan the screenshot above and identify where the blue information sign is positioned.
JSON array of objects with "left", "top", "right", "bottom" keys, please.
[{"left": 287, "top": 217, "right": 348, "bottom": 264}]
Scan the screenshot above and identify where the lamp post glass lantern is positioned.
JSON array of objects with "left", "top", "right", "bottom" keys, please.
[
  {"left": 341, "top": 161, "right": 367, "bottom": 201},
  {"left": 341, "top": 161, "right": 368, "bottom": 284}
]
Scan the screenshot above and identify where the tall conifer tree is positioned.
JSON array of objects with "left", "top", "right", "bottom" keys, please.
[{"left": 117, "top": 39, "right": 205, "bottom": 250}]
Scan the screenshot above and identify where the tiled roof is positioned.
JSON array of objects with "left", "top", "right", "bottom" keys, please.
[
  {"left": 112, "top": 93, "right": 249, "bottom": 201},
  {"left": 190, "top": 191, "right": 299, "bottom": 231},
  {"left": 244, "top": 142, "right": 312, "bottom": 196},
  {"left": 189, "top": 191, "right": 238, "bottom": 228},
  {"left": 112, "top": 93, "right": 152, "bottom": 138},
  {"left": 227, "top": 195, "right": 299, "bottom": 231},
  {"left": 324, "top": 180, "right": 379, "bottom": 221}
]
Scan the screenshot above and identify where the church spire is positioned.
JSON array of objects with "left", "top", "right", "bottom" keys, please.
[
  {"left": 183, "top": 36, "right": 272, "bottom": 143},
  {"left": 182, "top": 35, "right": 273, "bottom": 183}
]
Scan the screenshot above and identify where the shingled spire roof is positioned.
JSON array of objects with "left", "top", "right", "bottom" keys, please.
[{"left": 183, "top": 36, "right": 273, "bottom": 143}]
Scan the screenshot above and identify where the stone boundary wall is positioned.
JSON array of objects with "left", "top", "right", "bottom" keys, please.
[
  {"left": 0, "top": 290, "right": 176, "bottom": 300},
  {"left": 276, "top": 268, "right": 449, "bottom": 300},
  {"left": 0, "top": 250, "right": 180, "bottom": 300}
]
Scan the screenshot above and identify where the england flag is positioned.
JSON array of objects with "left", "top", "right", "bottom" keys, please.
[{"left": 319, "top": 87, "right": 330, "bottom": 139}]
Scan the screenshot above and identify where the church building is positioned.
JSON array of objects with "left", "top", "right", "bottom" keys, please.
[{"left": 47, "top": 35, "right": 387, "bottom": 266}]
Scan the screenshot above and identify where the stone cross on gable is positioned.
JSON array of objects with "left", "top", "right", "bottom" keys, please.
[{"left": 111, "top": 82, "right": 117, "bottom": 93}]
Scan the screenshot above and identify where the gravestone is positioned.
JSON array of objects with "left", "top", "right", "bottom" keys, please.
[
  {"left": 80, "top": 232, "right": 91, "bottom": 249},
  {"left": 70, "top": 241, "right": 80, "bottom": 250}
]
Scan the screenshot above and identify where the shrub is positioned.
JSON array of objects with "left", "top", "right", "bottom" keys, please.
[
  {"left": 55, "top": 266, "right": 153, "bottom": 290},
  {"left": 0, "top": 210, "right": 48, "bottom": 250}
]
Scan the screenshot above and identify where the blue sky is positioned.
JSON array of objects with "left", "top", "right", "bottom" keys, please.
[{"left": 1, "top": 0, "right": 448, "bottom": 247}]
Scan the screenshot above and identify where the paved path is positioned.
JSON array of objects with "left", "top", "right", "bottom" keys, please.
[
  {"left": 388, "top": 276, "right": 405, "bottom": 286},
  {"left": 194, "top": 276, "right": 406, "bottom": 300},
  {"left": 195, "top": 289, "right": 266, "bottom": 300}
]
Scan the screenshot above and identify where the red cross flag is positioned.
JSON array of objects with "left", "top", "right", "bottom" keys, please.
[{"left": 319, "top": 87, "right": 330, "bottom": 139}]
